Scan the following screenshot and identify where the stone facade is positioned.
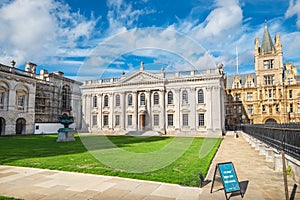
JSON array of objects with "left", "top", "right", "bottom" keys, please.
[
  {"left": 225, "top": 24, "right": 300, "bottom": 125},
  {"left": 0, "top": 61, "right": 82, "bottom": 135},
  {"left": 81, "top": 63, "right": 226, "bottom": 136}
]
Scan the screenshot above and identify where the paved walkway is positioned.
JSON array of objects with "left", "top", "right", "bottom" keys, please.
[{"left": 0, "top": 132, "right": 299, "bottom": 200}]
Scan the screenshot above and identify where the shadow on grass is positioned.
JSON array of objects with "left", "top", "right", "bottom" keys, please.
[{"left": 0, "top": 134, "right": 169, "bottom": 163}]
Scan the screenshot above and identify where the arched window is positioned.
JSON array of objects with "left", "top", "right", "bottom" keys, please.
[
  {"left": 140, "top": 93, "right": 145, "bottom": 106},
  {"left": 115, "top": 94, "right": 120, "bottom": 107},
  {"left": 198, "top": 89, "right": 204, "bottom": 104},
  {"left": 62, "top": 85, "right": 71, "bottom": 110},
  {"left": 128, "top": 94, "right": 132, "bottom": 106},
  {"left": 182, "top": 90, "right": 188, "bottom": 104},
  {"left": 167, "top": 91, "right": 173, "bottom": 105},
  {"left": 93, "top": 95, "right": 97, "bottom": 108},
  {"left": 104, "top": 95, "right": 109, "bottom": 107},
  {"left": 153, "top": 92, "right": 159, "bottom": 105},
  {"left": 15, "top": 85, "right": 29, "bottom": 111}
]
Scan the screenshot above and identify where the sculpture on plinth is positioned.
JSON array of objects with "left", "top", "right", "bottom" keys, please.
[{"left": 56, "top": 114, "right": 76, "bottom": 142}]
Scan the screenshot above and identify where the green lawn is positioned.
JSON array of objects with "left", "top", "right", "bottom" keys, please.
[{"left": 0, "top": 134, "right": 222, "bottom": 187}]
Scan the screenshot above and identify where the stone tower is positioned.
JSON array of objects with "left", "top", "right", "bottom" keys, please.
[{"left": 254, "top": 22, "right": 283, "bottom": 87}]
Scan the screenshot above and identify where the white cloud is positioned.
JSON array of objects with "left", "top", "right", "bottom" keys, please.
[
  {"left": 0, "top": 0, "right": 98, "bottom": 67},
  {"left": 285, "top": 0, "right": 300, "bottom": 28}
]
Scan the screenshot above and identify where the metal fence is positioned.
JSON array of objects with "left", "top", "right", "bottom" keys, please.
[{"left": 239, "top": 124, "right": 300, "bottom": 160}]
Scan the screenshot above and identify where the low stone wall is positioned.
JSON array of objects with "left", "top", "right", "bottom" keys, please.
[{"left": 241, "top": 131, "right": 300, "bottom": 183}]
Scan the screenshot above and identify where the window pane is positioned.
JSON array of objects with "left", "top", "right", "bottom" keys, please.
[
  {"left": 153, "top": 114, "right": 159, "bottom": 126},
  {"left": 128, "top": 94, "right": 132, "bottom": 106},
  {"left": 168, "top": 114, "right": 173, "bottom": 126},
  {"left": 128, "top": 115, "right": 132, "bottom": 126},
  {"left": 103, "top": 115, "right": 109, "bottom": 126},
  {"left": 115, "top": 94, "right": 120, "bottom": 107},
  {"left": 92, "top": 115, "right": 97, "bottom": 126},
  {"left": 153, "top": 92, "right": 159, "bottom": 105},
  {"left": 115, "top": 115, "right": 120, "bottom": 126},
  {"left": 140, "top": 93, "right": 145, "bottom": 105},
  {"left": 104, "top": 95, "right": 109, "bottom": 107},
  {"left": 198, "top": 114, "right": 204, "bottom": 126},
  {"left": 198, "top": 89, "right": 204, "bottom": 104},
  {"left": 182, "top": 90, "right": 188, "bottom": 104},
  {"left": 183, "top": 114, "right": 188, "bottom": 126},
  {"left": 168, "top": 91, "right": 173, "bottom": 104}
]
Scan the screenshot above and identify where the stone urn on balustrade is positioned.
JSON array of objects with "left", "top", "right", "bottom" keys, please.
[{"left": 56, "top": 114, "right": 76, "bottom": 142}]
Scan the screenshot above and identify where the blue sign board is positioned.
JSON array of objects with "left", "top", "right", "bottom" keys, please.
[{"left": 217, "top": 162, "right": 240, "bottom": 193}]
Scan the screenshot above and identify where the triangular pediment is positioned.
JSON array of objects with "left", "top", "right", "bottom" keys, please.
[{"left": 120, "top": 71, "right": 164, "bottom": 84}]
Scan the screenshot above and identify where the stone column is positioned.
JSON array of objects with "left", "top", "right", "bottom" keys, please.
[
  {"left": 120, "top": 92, "right": 125, "bottom": 130},
  {"left": 160, "top": 89, "right": 166, "bottom": 134},
  {"left": 98, "top": 94, "right": 102, "bottom": 130},
  {"left": 190, "top": 87, "right": 196, "bottom": 131},
  {"left": 174, "top": 88, "right": 180, "bottom": 130},
  {"left": 206, "top": 86, "right": 213, "bottom": 134},
  {"left": 133, "top": 91, "right": 138, "bottom": 130},
  {"left": 146, "top": 90, "right": 151, "bottom": 130},
  {"left": 86, "top": 94, "right": 92, "bottom": 132},
  {"left": 109, "top": 93, "right": 114, "bottom": 130}
]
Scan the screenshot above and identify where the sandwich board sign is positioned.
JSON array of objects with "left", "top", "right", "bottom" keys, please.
[{"left": 210, "top": 162, "right": 243, "bottom": 199}]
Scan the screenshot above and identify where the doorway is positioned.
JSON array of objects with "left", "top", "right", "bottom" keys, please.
[
  {"left": 139, "top": 114, "right": 145, "bottom": 131},
  {"left": 0, "top": 117, "right": 5, "bottom": 135},
  {"left": 16, "top": 118, "right": 26, "bottom": 135}
]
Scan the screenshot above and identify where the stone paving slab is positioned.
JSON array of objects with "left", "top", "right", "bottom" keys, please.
[
  {"left": 0, "top": 132, "right": 299, "bottom": 199},
  {"left": 201, "top": 132, "right": 300, "bottom": 200}
]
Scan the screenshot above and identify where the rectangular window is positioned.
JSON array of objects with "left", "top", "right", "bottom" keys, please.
[
  {"left": 115, "top": 115, "right": 120, "bottom": 126},
  {"left": 247, "top": 105, "right": 253, "bottom": 115},
  {"left": 17, "top": 95, "right": 25, "bottom": 110},
  {"left": 0, "top": 92, "right": 4, "bottom": 109},
  {"left": 264, "top": 59, "right": 274, "bottom": 69},
  {"left": 287, "top": 78, "right": 293, "bottom": 85},
  {"left": 153, "top": 114, "right": 159, "bottom": 126},
  {"left": 198, "top": 114, "right": 204, "bottom": 126},
  {"left": 276, "top": 104, "right": 280, "bottom": 112},
  {"left": 289, "top": 90, "right": 293, "bottom": 98},
  {"left": 238, "top": 106, "right": 242, "bottom": 114},
  {"left": 92, "top": 115, "right": 97, "bottom": 126},
  {"left": 233, "top": 93, "right": 241, "bottom": 101},
  {"left": 268, "top": 89, "right": 272, "bottom": 98},
  {"left": 262, "top": 105, "right": 266, "bottom": 112},
  {"left": 290, "top": 103, "right": 294, "bottom": 113},
  {"left": 168, "top": 114, "right": 173, "bottom": 126},
  {"left": 93, "top": 96, "right": 97, "bottom": 108},
  {"left": 247, "top": 92, "right": 253, "bottom": 101},
  {"left": 247, "top": 81, "right": 252, "bottom": 88},
  {"left": 103, "top": 115, "right": 109, "bottom": 126},
  {"left": 183, "top": 114, "right": 188, "bottom": 126},
  {"left": 127, "top": 115, "right": 132, "bottom": 126},
  {"left": 264, "top": 75, "right": 274, "bottom": 85}
]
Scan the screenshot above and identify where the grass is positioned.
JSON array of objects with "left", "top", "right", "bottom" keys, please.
[{"left": 0, "top": 134, "right": 222, "bottom": 187}]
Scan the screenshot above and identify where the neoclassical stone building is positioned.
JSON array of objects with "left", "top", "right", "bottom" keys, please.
[
  {"left": 81, "top": 63, "right": 226, "bottom": 136},
  {"left": 0, "top": 61, "right": 82, "bottom": 135},
  {"left": 225, "top": 23, "right": 300, "bottom": 125}
]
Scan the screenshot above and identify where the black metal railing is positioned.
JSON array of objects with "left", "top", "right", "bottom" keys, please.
[{"left": 241, "top": 124, "right": 300, "bottom": 160}]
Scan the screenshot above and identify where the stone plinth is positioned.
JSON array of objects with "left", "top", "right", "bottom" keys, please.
[{"left": 56, "top": 128, "right": 75, "bottom": 142}]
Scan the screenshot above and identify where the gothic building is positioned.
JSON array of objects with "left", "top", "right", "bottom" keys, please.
[
  {"left": 81, "top": 62, "right": 226, "bottom": 136},
  {"left": 0, "top": 61, "right": 82, "bottom": 135},
  {"left": 225, "top": 24, "right": 300, "bottom": 125}
]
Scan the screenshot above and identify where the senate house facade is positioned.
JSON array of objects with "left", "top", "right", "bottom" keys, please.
[{"left": 81, "top": 62, "right": 226, "bottom": 136}]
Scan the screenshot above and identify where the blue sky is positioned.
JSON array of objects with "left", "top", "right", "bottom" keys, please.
[{"left": 0, "top": 0, "right": 300, "bottom": 81}]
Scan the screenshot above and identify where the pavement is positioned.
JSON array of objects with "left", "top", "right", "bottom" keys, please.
[{"left": 0, "top": 132, "right": 299, "bottom": 200}]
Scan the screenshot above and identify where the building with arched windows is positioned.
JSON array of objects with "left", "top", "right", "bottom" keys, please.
[
  {"left": 81, "top": 62, "right": 226, "bottom": 136},
  {"left": 0, "top": 61, "right": 82, "bottom": 135}
]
